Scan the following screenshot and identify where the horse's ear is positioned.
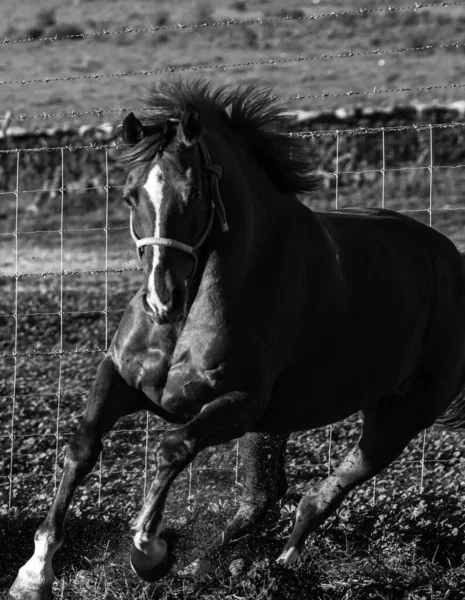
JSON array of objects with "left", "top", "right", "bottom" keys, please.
[
  {"left": 122, "top": 112, "right": 145, "bottom": 145},
  {"left": 179, "top": 103, "right": 202, "bottom": 146}
]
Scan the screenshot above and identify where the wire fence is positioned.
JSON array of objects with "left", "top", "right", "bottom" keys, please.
[
  {"left": 2, "top": 1, "right": 465, "bottom": 46},
  {"left": 2, "top": 1, "right": 465, "bottom": 524},
  {"left": 2, "top": 121, "right": 465, "bottom": 519},
  {"left": 2, "top": 40, "right": 465, "bottom": 89}
]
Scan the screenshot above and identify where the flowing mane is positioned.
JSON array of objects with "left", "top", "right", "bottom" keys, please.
[{"left": 120, "top": 78, "right": 319, "bottom": 196}]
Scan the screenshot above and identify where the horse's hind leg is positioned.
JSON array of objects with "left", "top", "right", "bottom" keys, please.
[
  {"left": 278, "top": 392, "right": 436, "bottom": 565},
  {"left": 186, "top": 432, "right": 288, "bottom": 576},
  {"left": 9, "top": 357, "right": 143, "bottom": 600},
  {"left": 216, "top": 432, "right": 288, "bottom": 544}
]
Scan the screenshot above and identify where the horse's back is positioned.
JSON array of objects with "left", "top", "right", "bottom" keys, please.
[
  {"left": 320, "top": 206, "right": 465, "bottom": 368},
  {"left": 256, "top": 206, "right": 465, "bottom": 433},
  {"left": 320, "top": 207, "right": 461, "bottom": 260},
  {"left": 319, "top": 207, "right": 465, "bottom": 297}
]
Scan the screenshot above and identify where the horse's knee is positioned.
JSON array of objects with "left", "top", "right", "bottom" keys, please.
[{"left": 155, "top": 430, "right": 195, "bottom": 472}]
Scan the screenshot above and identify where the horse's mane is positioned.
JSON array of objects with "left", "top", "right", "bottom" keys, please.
[{"left": 120, "top": 78, "right": 319, "bottom": 196}]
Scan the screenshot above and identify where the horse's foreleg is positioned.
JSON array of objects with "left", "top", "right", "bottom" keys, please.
[
  {"left": 277, "top": 394, "right": 432, "bottom": 565},
  {"left": 129, "top": 390, "right": 262, "bottom": 582},
  {"left": 9, "top": 358, "right": 142, "bottom": 600}
]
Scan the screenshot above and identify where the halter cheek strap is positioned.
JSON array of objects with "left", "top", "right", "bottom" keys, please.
[{"left": 129, "top": 139, "right": 228, "bottom": 270}]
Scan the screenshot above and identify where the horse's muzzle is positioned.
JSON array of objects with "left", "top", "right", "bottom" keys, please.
[{"left": 142, "top": 293, "right": 183, "bottom": 325}]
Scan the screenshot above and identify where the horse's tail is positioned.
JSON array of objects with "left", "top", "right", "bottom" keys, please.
[{"left": 435, "top": 251, "right": 465, "bottom": 431}]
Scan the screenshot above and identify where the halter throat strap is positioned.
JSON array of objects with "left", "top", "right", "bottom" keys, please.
[{"left": 130, "top": 139, "right": 228, "bottom": 263}]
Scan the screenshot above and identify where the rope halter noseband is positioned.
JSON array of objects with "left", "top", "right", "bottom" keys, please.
[{"left": 129, "top": 139, "right": 228, "bottom": 276}]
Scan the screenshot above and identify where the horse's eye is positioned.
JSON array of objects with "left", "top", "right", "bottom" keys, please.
[
  {"left": 190, "top": 189, "right": 201, "bottom": 200},
  {"left": 124, "top": 190, "right": 138, "bottom": 206}
]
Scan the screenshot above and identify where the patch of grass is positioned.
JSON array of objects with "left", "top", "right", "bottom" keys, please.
[
  {"left": 194, "top": 0, "right": 214, "bottom": 25},
  {"left": 153, "top": 9, "right": 171, "bottom": 28},
  {"left": 264, "top": 7, "right": 306, "bottom": 19},
  {"left": 229, "top": 0, "right": 247, "bottom": 12},
  {"left": 35, "top": 8, "right": 57, "bottom": 29}
]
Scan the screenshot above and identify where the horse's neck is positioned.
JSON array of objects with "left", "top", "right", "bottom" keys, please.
[
  {"left": 205, "top": 130, "right": 283, "bottom": 262},
  {"left": 170, "top": 134, "right": 294, "bottom": 368}
]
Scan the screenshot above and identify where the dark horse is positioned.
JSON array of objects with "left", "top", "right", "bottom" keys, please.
[{"left": 10, "top": 79, "right": 465, "bottom": 599}]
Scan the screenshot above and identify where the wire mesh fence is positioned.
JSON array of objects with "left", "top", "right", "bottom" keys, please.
[
  {"left": 2, "top": 118, "right": 465, "bottom": 520},
  {"left": 2, "top": 0, "right": 465, "bottom": 529}
]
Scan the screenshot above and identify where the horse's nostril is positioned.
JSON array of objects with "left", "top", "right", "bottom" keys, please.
[
  {"left": 142, "top": 290, "right": 183, "bottom": 325},
  {"left": 142, "top": 293, "right": 156, "bottom": 319}
]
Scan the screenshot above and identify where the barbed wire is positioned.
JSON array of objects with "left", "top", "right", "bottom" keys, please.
[
  {"left": 292, "top": 120, "right": 465, "bottom": 138},
  {"left": 1, "top": 1, "right": 463, "bottom": 46},
  {"left": 0, "top": 40, "right": 463, "bottom": 88},
  {"left": 287, "top": 82, "right": 465, "bottom": 104},
  {"left": 1, "top": 119, "right": 465, "bottom": 156},
  {"left": 2, "top": 80, "right": 465, "bottom": 125},
  {"left": 0, "top": 142, "right": 122, "bottom": 155},
  {"left": 0, "top": 106, "right": 134, "bottom": 122},
  {"left": 0, "top": 347, "right": 106, "bottom": 359},
  {"left": 0, "top": 266, "right": 141, "bottom": 280},
  {"left": 0, "top": 224, "right": 127, "bottom": 236},
  {"left": 0, "top": 307, "right": 128, "bottom": 319}
]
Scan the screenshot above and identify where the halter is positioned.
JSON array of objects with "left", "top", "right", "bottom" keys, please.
[{"left": 129, "top": 139, "right": 229, "bottom": 276}]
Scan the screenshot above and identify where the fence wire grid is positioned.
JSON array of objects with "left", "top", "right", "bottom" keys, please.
[
  {"left": 2, "top": 122, "right": 465, "bottom": 518},
  {"left": 2, "top": 0, "right": 465, "bottom": 525}
]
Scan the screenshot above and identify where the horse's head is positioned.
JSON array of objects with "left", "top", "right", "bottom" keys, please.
[{"left": 121, "top": 104, "right": 216, "bottom": 325}]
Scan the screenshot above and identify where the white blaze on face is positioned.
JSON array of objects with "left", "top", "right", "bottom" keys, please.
[{"left": 143, "top": 164, "right": 168, "bottom": 314}]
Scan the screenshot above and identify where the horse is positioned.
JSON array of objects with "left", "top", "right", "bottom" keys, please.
[{"left": 9, "top": 79, "right": 465, "bottom": 599}]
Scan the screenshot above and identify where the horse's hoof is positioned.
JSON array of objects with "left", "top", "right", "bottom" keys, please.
[
  {"left": 276, "top": 545, "right": 300, "bottom": 565},
  {"left": 9, "top": 577, "right": 53, "bottom": 600},
  {"left": 129, "top": 538, "right": 170, "bottom": 582}
]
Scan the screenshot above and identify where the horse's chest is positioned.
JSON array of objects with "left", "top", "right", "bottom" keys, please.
[{"left": 114, "top": 345, "right": 170, "bottom": 399}]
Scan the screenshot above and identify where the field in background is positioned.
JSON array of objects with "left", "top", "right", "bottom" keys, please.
[
  {"left": 2, "top": 1, "right": 465, "bottom": 599},
  {"left": 1, "top": 0, "right": 465, "bottom": 124}
]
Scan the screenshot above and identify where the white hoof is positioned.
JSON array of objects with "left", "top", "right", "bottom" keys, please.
[
  {"left": 9, "top": 534, "right": 60, "bottom": 600},
  {"left": 9, "top": 564, "right": 54, "bottom": 600},
  {"left": 276, "top": 545, "right": 300, "bottom": 565}
]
